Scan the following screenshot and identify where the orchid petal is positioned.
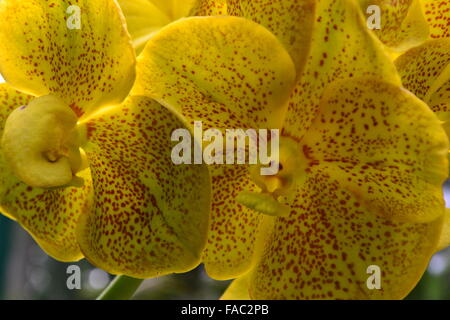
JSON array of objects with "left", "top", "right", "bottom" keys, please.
[
  {"left": 0, "top": 0, "right": 135, "bottom": 118},
  {"left": 422, "top": 0, "right": 450, "bottom": 39},
  {"left": 395, "top": 39, "right": 450, "bottom": 108},
  {"left": 300, "top": 78, "right": 448, "bottom": 223},
  {"left": 189, "top": 0, "right": 227, "bottom": 15},
  {"left": 358, "top": 0, "right": 429, "bottom": 51},
  {"left": 135, "top": 16, "right": 296, "bottom": 130},
  {"left": 248, "top": 166, "right": 444, "bottom": 299},
  {"left": 283, "top": 0, "right": 401, "bottom": 141},
  {"left": 227, "top": 0, "right": 316, "bottom": 76},
  {"left": 220, "top": 273, "right": 251, "bottom": 300},
  {"left": 395, "top": 39, "right": 450, "bottom": 149},
  {"left": 245, "top": 78, "right": 448, "bottom": 299},
  {"left": 118, "top": 0, "right": 196, "bottom": 54},
  {"left": 202, "top": 165, "right": 264, "bottom": 279},
  {"left": 76, "top": 96, "right": 211, "bottom": 278}
]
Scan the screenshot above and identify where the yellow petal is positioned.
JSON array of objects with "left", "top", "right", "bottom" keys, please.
[
  {"left": 117, "top": 0, "right": 196, "bottom": 55},
  {"left": 436, "top": 208, "right": 450, "bottom": 252},
  {"left": 395, "top": 39, "right": 450, "bottom": 141},
  {"left": 220, "top": 273, "right": 251, "bottom": 300},
  {"left": 202, "top": 165, "right": 264, "bottom": 280},
  {"left": 0, "top": 83, "right": 92, "bottom": 261},
  {"left": 189, "top": 0, "right": 228, "bottom": 15},
  {"left": 135, "top": 16, "right": 296, "bottom": 130},
  {"left": 148, "top": 0, "right": 197, "bottom": 20},
  {"left": 227, "top": 0, "right": 316, "bottom": 76},
  {"left": 248, "top": 167, "right": 444, "bottom": 299},
  {"left": 76, "top": 96, "right": 211, "bottom": 278},
  {"left": 358, "top": 0, "right": 429, "bottom": 52},
  {"left": 428, "top": 76, "right": 450, "bottom": 114},
  {"left": 220, "top": 216, "right": 274, "bottom": 299},
  {"left": 395, "top": 39, "right": 450, "bottom": 106},
  {"left": 283, "top": 0, "right": 401, "bottom": 141},
  {"left": 422, "top": 0, "right": 450, "bottom": 39},
  {"left": 0, "top": 0, "right": 135, "bottom": 118},
  {"left": 300, "top": 78, "right": 448, "bottom": 223}
]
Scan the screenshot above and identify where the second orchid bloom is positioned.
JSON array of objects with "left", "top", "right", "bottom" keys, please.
[{"left": 134, "top": 0, "right": 450, "bottom": 299}]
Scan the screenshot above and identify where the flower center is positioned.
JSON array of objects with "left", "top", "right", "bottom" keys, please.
[
  {"left": 237, "top": 137, "right": 306, "bottom": 217},
  {"left": 1, "top": 95, "right": 87, "bottom": 188}
]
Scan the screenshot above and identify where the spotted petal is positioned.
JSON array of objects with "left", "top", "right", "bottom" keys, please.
[
  {"left": 248, "top": 166, "right": 444, "bottom": 299},
  {"left": 189, "top": 0, "right": 227, "bottom": 15},
  {"left": 0, "top": 83, "right": 92, "bottom": 261},
  {"left": 0, "top": 0, "right": 135, "bottom": 118},
  {"left": 395, "top": 39, "right": 450, "bottom": 170},
  {"left": 395, "top": 39, "right": 450, "bottom": 119},
  {"left": 76, "top": 96, "right": 211, "bottom": 278},
  {"left": 200, "top": 165, "right": 264, "bottom": 279},
  {"left": 300, "top": 78, "right": 448, "bottom": 223},
  {"left": 243, "top": 78, "right": 448, "bottom": 299},
  {"left": 118, "top": 0, "right": 196, "bottom": 54},
  {"left": 227, "top": 0, "right": 316, "bottom": 76},
  {"left": 358, "top": 0, "right": 429, "bottom": 51},
  {"left": 135, "top": 16, "right": 295, "bottom": 279},
  {"left": 422, "top": 0, "right": 450, "bottom": 39},
  {"left": 135, "top": 16, "right": 296, "bottom": 130},
  {"left": 220, "top": 272, "right": 251, "bottom": 300},
  {"left": 283, "top": 0, "right": 401, "bottom": 141}
]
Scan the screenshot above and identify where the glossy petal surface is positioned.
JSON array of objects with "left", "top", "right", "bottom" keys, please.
[
  {"left": 220, "top": 273, "right": 251, "bottom": 300},
  {"left": 189, "top": 0, "right": 227, "bottom": 15},
  {"left": 283, "top": 0, "right": 400, "bottom": 141},
  {"left": 249, "top": 167, "right": 443, "bottom": 299},
  {"left": 358, "top": 0, "right": 429, "bottom": 51},
  {"left": 227, "top": 0, "right": 316, "bottom": 75},
  {"left": 77, "top": 96, "right": 211, "bottom": 278},
  {"left": 135, "top": 16, "right": 296, "bottom": 130},
  {"left": 395, "top": 39, "right": 450, "bottom": 139},
  {"left": 300, "top": 78, "right": 448, "bottom": 223},
  {"left": 118, "top": 0, "right": 196, "bottom": 54},
  {"left": 422, "top": 0, "right": 450, "bottom": 39},
  {"left": 0, "top": 0, "right": 135, "bottom": 117}
]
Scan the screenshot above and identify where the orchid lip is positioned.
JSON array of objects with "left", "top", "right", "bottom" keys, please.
[
  {"left": 1, "top": 94, "right": 87, "bottom": 188},
  {"left": 237, "top": 136, "right": 306, "bottom": 217}
]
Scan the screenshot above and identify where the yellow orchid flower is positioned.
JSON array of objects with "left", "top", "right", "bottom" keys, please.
[
  {"left": 134, "top": 0, "right": 450, "bottom": 299},
  {"left": 0, "top": 0, "right": 210, "bottom": 279}
]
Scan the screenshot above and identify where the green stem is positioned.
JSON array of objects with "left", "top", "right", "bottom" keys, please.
[{"left": 96, "top": 275, "right": 144, "bottom": 300}]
